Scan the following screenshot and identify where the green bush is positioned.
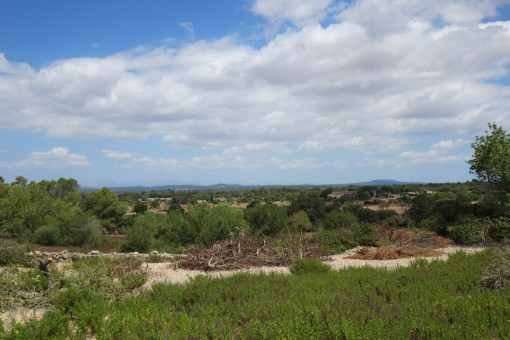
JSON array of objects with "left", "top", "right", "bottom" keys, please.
[
  {"left": 450, "top": 217, "right": 510, "bottom": 244},
  {"left": 69, "top": 216, "right": 104, "bottom": 246},
  {"left": 0, "top": 240, "right": 29, "bottom": 265},
  {"left": 121, "top": 272, "right": 148, "bottom": 290},
  {"left": 289, "top": 258, "right": 331, "bottom": 275},
  {"left": 122, "top": 223, "right": 154, "bottom": 253},
  {"left": 480, "top": 245, "right": 510, "bottom": 291},
  {"left": 313, "top": 229, "right": 357, "bottom": 254},
  {"left": 20, "top": 269, "right": 49, "bottom": 291},
  {"left": 33, "top": 225, "right": 60, "bottom": 246}
]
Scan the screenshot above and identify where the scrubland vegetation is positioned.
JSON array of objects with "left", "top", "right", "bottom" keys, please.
[
  {"left": 1, "top": 123, "right": 509, "bottom": 338},
  {"left": 1, "top": 249, "right": 510, "bottom": 339}
]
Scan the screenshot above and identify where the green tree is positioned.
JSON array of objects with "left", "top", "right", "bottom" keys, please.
[
  {"left": 287, "top": 210, "right": 313, "bottom": 234},
  {"left": 289, "top": 192, "right": 326, "bottom": 224},
  {"left": 84, "top": 188, "right": 127, "bottom": 231},
  {"left": 323, "top": 210, "right": 359, "bottom": 230},
  {"left": 133, "top": 201, "right": 148, "bottom": 214},
  {"left": 197, "top": 203, "right": 248, "bottom": 245},
  {"left": 245, "top": 203, "right": 288, "bottom": 237},
  {"left": 468, "top": 123, "right": 510, "bottom": 193}
]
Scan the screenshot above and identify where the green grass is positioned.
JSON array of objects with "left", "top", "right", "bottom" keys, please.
[{"left": 2, "top": 249, "right": 510, "bottom": 339}]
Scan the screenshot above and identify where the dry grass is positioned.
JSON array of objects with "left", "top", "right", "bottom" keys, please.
[{"left": 363, "top": 202, "right": 409, "bottom": 215}]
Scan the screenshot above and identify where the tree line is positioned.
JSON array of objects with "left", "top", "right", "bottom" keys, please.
[{"left": 1, "top": 122, "right": 509, "bottom": 252}]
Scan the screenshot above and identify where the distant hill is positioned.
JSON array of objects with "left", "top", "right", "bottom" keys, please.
[
  {"left": 79, "top": 179, "right": 424, "bottom": 192},
  {"left": 350, "top": 179, "right": 423, "bottom": 186}
]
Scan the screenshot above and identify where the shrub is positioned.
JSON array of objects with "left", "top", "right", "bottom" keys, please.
[
  {"left": 0, "top": 240, "right": 29, "bottom": 265},
  {"left": 121, "top": 272, "right": 148, "bottom": 290},
  {"left": 322, "top": 211, "right": 359, "bottom": 231},
  {"left": 382, "top": 214, "right": 415, "bottom": 228},
  {"left": 122, "top": 223, "right": 154, "bottom": 253},
  {"left": 450, "top": 217, "right": 510, "bottom": 244},
  {"left": 480, "top": 245, "right": 510, "bottom": 291},
  {"left": 69, "top": 216, "right": 103, "bottom": 247},
  {"left": 33, "top": 225, "right": 60, "bottom": 246},
  {"left": 20, "top": 269, "right": 49, "bottom": 291},
  {"left": 313, "top": 230, "right": 357, "bottom": 254},
  {"left": 289, "top": 258, "right": 331, "bottom": 275}
]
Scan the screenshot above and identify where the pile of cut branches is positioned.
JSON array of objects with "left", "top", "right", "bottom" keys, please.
[
  {"left": 347, "top": 225, "right": 454, "bottom": 260},
  {"left": 181, "top": 235, "right": 330, "bottom": 271}
]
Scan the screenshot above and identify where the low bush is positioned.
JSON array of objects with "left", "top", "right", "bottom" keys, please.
[
  {"left": 450, "top": 217, "right": 510, "bottom": 244},
  {"left": 121, "top": 223, "right": 154, "bottom": 253},
  {"left": 289, "top": 258, "right": 331, "bottom": 275},
  {"left": 69, "top": 216, "right": 104, "bottom": 247},
  {"left": 313, "top": 229, "right": 357, "bottom": 254},
  {"left": 121, "top": 272, "right": 148, "bottom": 290},
  {"left": 5, "top": 250, "right": 510, "bottom": 339},
  {"left": 0, "top": 240, "right": 29, "bottom": 266},
  {"left": 480, "top": 244, "right": 510, "bottom": 291},
  {"left": 33, "top": 225, "right": 60, "bottom": 246},
  {"left": 20, "top": 268, "right": 49, "bottom": 291}
]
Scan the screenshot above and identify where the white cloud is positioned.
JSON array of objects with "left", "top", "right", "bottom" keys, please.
[
  {"left": 179, "top": 22, "right": 195, "bottom": 40},
  {"left": 101, "top": 150, "right": 135, "bottom": 159},
  {"left": 358, "top": 140, "right": 471, "bottom": 168},
  {"left": 431, "top": 139, "right": 471, "bottom": 151},
  {"left": 0, "top": 147, "right": 90, "bottom": 169},
  {"left": 121, "top": 154, "right": 254, "bottom": 171},
  {"left": 0, "top": 0, "right": 509, "bottom": 167},
  {"left": 222, "top": 142, "right": 291, "bottom": 155},
  {"left": 252, "top": 0, "right": 335, "bottom": 27},
  {"left": 278, "top": 158, "right": 348, "bottom": 170}
]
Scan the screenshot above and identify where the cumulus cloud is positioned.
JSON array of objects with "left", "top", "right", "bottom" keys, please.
[
  {"left": 0, "top": 147, "right": 90, "bottom": 169},
  {"left": 358, "top": 139, "right": 472, "bottom": 168},
  {"left": 0, "top": 0, "right": 509, "bottom": 172},
  {"left": 101, "top": 150, "right": 135, "bottom": 159}
]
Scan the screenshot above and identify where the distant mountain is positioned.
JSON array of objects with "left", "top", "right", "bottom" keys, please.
[
  {"left": 350, "top": 179, "right": 424, "bottom": 186},
  {"left": 79, "top": 179, "right": 424, "bottom": 192}
]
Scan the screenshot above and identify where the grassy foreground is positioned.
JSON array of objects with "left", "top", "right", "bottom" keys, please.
[{"left": 2, "top": 250, "right": 509, "bottom": 339}]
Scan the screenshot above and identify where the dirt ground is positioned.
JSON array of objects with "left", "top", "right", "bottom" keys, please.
[{"left": 363, "top": 203, "right": 409, "bottom": 214}]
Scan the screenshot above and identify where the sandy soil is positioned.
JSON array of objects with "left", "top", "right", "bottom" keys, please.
[{"left": 143, "top": 245, "right": 485, "bottom": 288}]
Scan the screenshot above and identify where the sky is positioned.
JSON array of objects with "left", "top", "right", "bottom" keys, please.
[{"left": 1, "top": 0, "right": 510, "bottom": 188}]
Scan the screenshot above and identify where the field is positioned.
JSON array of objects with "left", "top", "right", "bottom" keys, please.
[
  {"left": 363, "top": 202, "right": 409, "bottom": 215},
  {"left": 1, "top": 248, "right": 509, "bottom": 339}
]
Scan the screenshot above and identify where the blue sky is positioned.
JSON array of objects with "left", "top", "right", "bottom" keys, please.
[{"left": 1, "top": 0, "right": 510, "bottom": 187}]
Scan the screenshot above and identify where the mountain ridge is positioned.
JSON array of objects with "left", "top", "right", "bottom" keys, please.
[{"left": 79, "top": 179, "right": 425, "bottom": 192}]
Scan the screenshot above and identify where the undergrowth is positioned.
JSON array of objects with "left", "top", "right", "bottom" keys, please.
[{"left": 2, "top": 249, "right": 509, "bottom": 339}]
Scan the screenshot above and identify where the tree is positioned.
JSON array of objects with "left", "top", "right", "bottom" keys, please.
[
  {"left": 133, "top": 201, "right": 148, "bottom": 214},
  {"left": 287, "top": 210, "right": 313, "bottom": 234},
  {"left": 84, "top": 188, "right": 127, "bottom": 231},
  {"left": 197, "top": 203, "right": 248, "bottom": 245},
  {"left": 468, "top": 123, "right": 510, "bottom": 193},
  {"left": 245, "top": 203, "right": 288, "bottom": 237},
  {"left": 288, "top": 192, "right": 326, "bottom": 224}
]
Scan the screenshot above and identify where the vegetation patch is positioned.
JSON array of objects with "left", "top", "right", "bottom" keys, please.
[
  {"left": 3, "top": 250, "right": 510, "bottom": 339},
  {"left": 347, "top": 226, "right": 454, "bottom": 260}
]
